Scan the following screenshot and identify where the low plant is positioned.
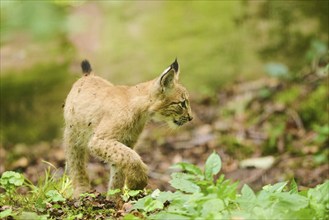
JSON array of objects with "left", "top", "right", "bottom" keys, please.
[
  {"left": 130, "top": 152, "right": 329, "bottom": 219},
  {"left": 0, "top": 164, "right": 71, "bottom": 219},
  {"left": 1, "top": 153, "right": 328, "bottom": 219},
  {"left": 0, "top": 171, "right": 24, "bottom": 196}
]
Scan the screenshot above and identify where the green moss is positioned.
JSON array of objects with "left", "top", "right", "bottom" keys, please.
[
  {"left": 298, "top": 84, "right": 328, "bottom": 128},
  {"left": 274, "top": 85, "right": 301, "bottom": 106},
  {"left": 219, "top": 135, "right": 254, "bottom": 159}
]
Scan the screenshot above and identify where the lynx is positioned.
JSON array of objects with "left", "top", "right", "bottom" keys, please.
[{"left": 63, "top": 59, "right": 192, "bottom": 199}]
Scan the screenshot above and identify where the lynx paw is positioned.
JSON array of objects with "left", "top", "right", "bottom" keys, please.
[{"left": 126, "top": 162, "right": 148, "bottom": 190}]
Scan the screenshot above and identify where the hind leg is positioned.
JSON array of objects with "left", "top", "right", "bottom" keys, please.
[{"left": 64, "top": 126, "right": 90, "bottom": 197}]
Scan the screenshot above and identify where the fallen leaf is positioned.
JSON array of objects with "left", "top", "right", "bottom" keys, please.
[{"left": 240, "top": 156, "right": 275, "bottom": 169}]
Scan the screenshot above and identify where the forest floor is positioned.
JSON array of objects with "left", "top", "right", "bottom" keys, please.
[{"left": 1, "top": 72, "right": 328, "bottom": 194}]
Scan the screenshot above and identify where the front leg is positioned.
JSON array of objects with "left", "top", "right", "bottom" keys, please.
[
  {"left": 109, "top": 164, "right": 125, "bottom": 190},
  {"left": 106, "top": 164, "right": 125, "bottom": 203},
  {"left": 88, "top": 135, "right": 148, "bottom": 193}
]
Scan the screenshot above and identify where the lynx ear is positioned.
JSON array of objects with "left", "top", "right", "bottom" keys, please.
[
  {"left": 171, "top": 58, "right": 180, "bottom": 77},
  {"left": 157, "top": 59, "right": 180, "bottom": 91}
]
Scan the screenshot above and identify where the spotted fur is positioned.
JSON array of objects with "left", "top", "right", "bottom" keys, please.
[{"left": 63, "top": 59, "right": 192, "bottom": 200}]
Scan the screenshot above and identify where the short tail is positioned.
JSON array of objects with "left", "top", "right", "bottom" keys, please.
[{"left": 81, "top": 60, "right": 92, "bottom": 75}]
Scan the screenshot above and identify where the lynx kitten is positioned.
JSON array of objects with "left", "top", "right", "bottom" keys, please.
[{"left": 63, "top": 59, "right": 192, "bottom": 198}]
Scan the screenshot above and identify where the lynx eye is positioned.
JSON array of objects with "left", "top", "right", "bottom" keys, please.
[
  {"left": 180, "top": 100, "right": 187, "bottom": 108},
  {"left": 170, "top": 100, "right": 187, "bottom": 108}
]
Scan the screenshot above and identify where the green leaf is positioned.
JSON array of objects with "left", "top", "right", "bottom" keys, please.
[
  {"left": 152, "top": 212, "right": 190, "bottom": 220},
  {"left": 45, "top": 190, "right": 65, "bottom": 202},
  {"left": 151, "top": 189, "right": 161, "bottom": 198},
  {"left": 275, "top": 193, "right": 309, "bottom": 211},
  {"left": 170, "top": 178, "right": 200, "bottom": 193},
  {"left": 204, "top": 152, "right": 222, "bottom": 181},
  {"left": 171, "top": 172, "right": 196, "bottom": 181},
  {"left": 128, "top": 190, "right": 142, "bottom": 197},
  {"left": 289, "top": 179, "right": 298, "bottom": 194},
  {"left": 308, "top": 180, "right": 329, "bottom": 214},
  {"left": 171, "top": 162, "right": 203, "bottom": 176},
  {"left": 144, "top": 197, "right": 164, "bottom": 212},
  {"left": 132, "top": 196, "right": 150, "bottom": 210},
  {"left": 79, "top": 192, "right": 96, "bottom": 198},
  {"left": 67, "top": 213, "right": 83, "bottom": 220},
  {"left": 263, "top": 181, "right": 287, "bottom": 193},
  {"left": 201, "top": 199, "right": 225, "bottom": 217},
  {"left": 107, "top": 188, "right": 121, "bottom": 196},
  {"left": 0, "top": 209, "right": 12, "bottom": 218},
  {"left": 241, "top": 184, "right": 256, "bottom": 200},
  {"left": 219, "top": 180, "right": 238, "bottom": 200},
  {"left": 0, "top": 171, "right": 24, "bottom": 190},
  {"left": 18, "top": 212, "right": 47, "bottom": 220},
  {"left": 151, "top": 190, "right": 175, "bottom": 203},
  {"left": 238, "top": 184, "right": 257, "bottom": 211},
  {"left": 133, "top": 193, "right": 166, "bottom": 212},
  {"left": 123, "top": 213, "right": 142, "bottom": 220}
]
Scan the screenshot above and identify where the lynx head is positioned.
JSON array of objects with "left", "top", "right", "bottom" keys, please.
[{"left": 149, "top": 59, "right": 193, "bottom": 128}]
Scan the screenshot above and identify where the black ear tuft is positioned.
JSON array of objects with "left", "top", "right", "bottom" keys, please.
[
  {"left": 81, "top": 59, "right": 92, "bottom": 75},
  {"left": 171, "top": 58, "right": 179, "bottom": 73}
]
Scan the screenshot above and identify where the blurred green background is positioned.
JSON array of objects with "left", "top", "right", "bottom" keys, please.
[{"left": 0, "top": 0, "right": 328, "bottom": 146}]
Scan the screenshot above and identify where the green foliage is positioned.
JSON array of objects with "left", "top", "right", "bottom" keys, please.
[
  {"left": 299, "top": 84, "right": 328, "bottom": 128},
  {"left": 132, "top": 153, "right": 237, "bottom": 219},
  {"left": 0, "top": 208, "right": 13, "bottom": 219},
  {"left": 0, "top": 1, "right": 327, "bottom": 218},
  {"left": 204, "top": 151, "right": 222, "bottom": 181},
  {"left": 169, "top": 173, "right": 200, "bottom": 194},
  {"left": 274, "top": 85, "right": 301, "bottom": 105},
  {"left": 236, "top": 182, "right": 308, "bottom": 219},
  {"left": 107, "top": 188, "right": 121, "bottom": 197},
  {"left": 1, "top": 154, "right": 328, "bottom": 219},
  {"left": 25, "top": 166, "right": 72, "bottom": 206},
  {"left": 45, "top": 190, "right": 66, "bottom": 202},
  {"left": 0, "top": 166, "right": 116, "bottom": 219},
  {"left": 122, "top": 189, "right": 143, "bottom": 202},
  {"left": 308, "top": 181, "right": 329, "bottom": 218},
  {"left": 17, "top": 212, "right": 48, "bottom": 220},
  {"left": 313, "top": 125, "right": 329, "bottom": 145},
  {"left": 0, "top": 165, "right": 72, "bottom": 218},
  {"left": 0, "top": 171, "right": 24, "bottom": 193},
  {"left": 132, "top": 153, "right": 329, "bottom": 219}
]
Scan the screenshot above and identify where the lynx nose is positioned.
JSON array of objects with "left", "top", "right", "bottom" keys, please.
[{"left": 188, "top": 115, "right": 193, "bottom": 121}]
